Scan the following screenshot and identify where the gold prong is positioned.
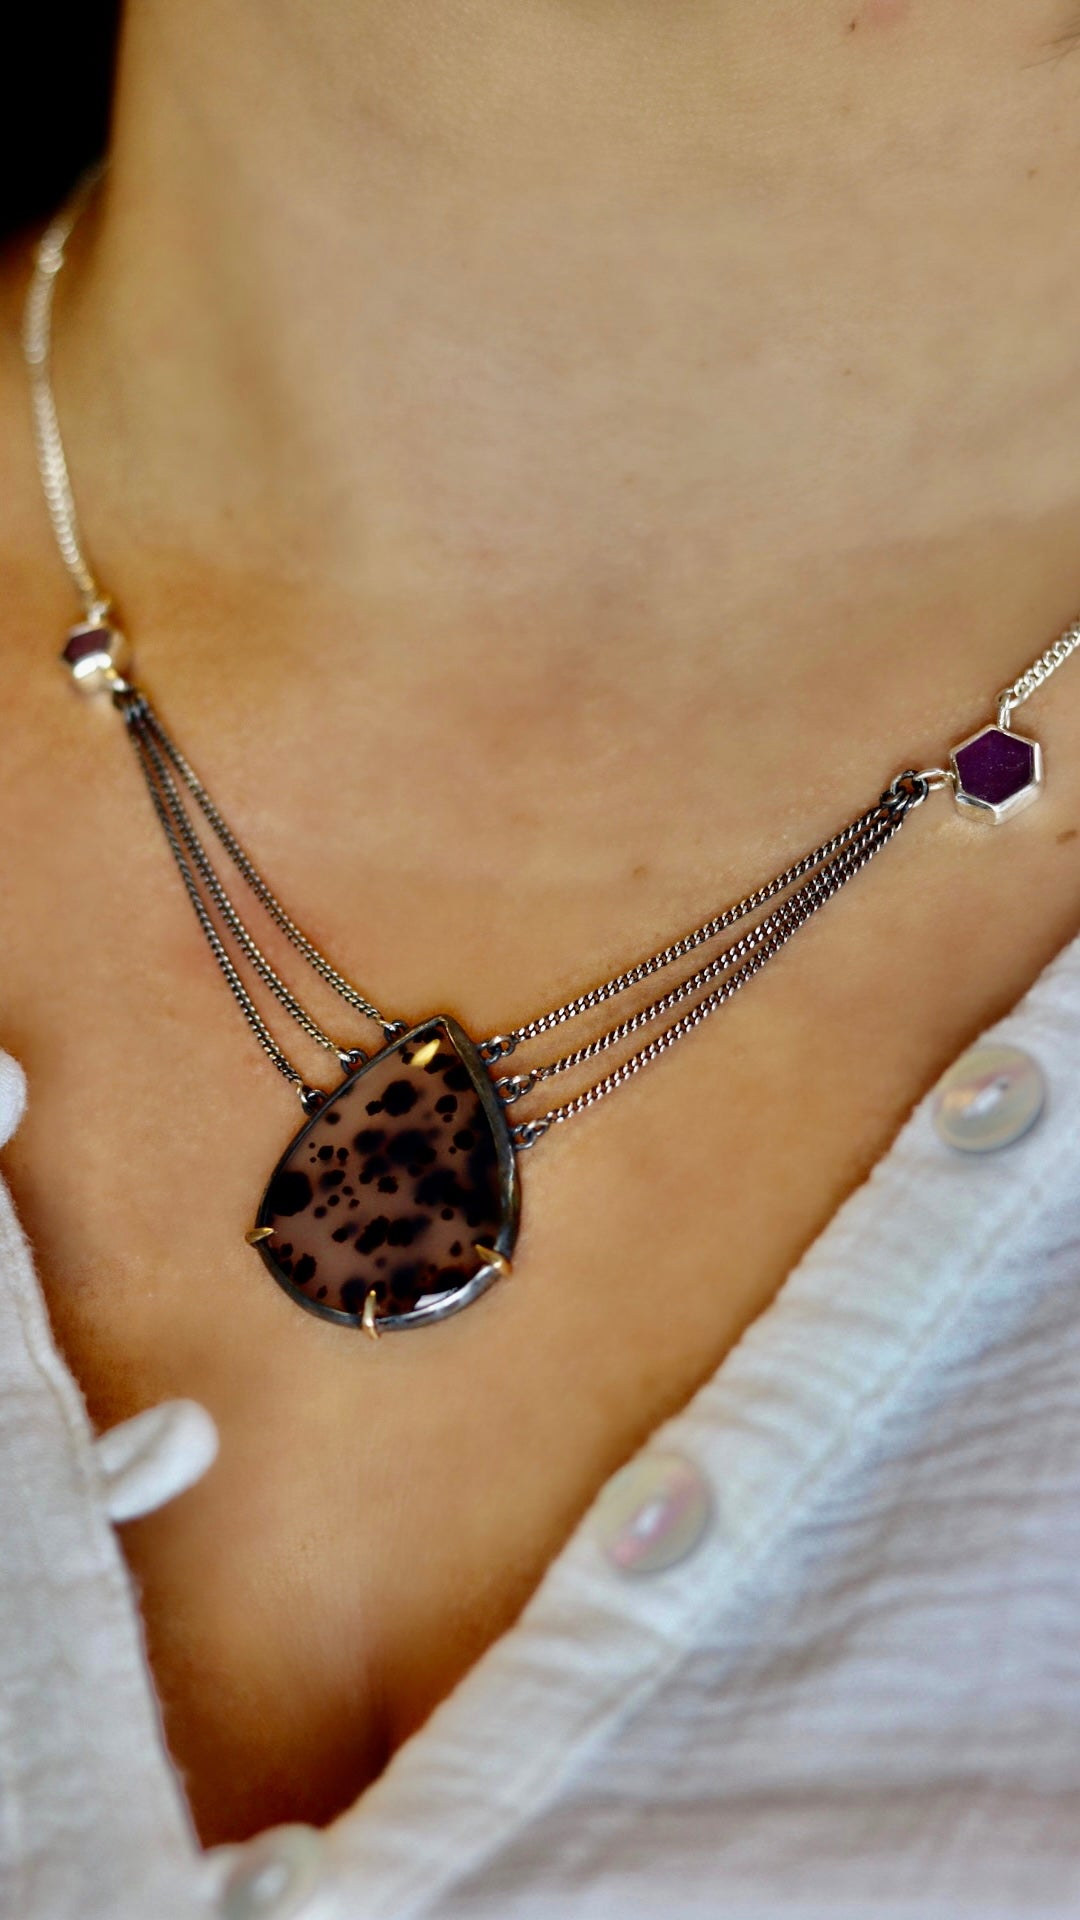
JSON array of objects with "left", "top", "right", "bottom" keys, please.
[
  {"left": 410, "top": 1035, "right": 441, "bottom": 1068},
  {"left": 245, "top": 1226, "right": 274, "bottom": 1246},
  {"left": 474, "top": 1243, "right": 512, "bottom": 1280},
  {"left": 361, "top": 1290, "right": 381, "bottom": 1341}
]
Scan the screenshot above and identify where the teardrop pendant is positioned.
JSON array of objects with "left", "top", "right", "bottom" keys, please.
[{"left": 251, "top": 1017, "right": 520, "bottom": 1334}]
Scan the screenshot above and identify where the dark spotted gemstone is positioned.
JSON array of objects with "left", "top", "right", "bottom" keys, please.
[
  {"left": 267, "top": 1168, "right": 313, "bottom": 1217},
  {"left": 357, "top": 1215, "right": 389, "bottom": 1253},
  {"left": 382, "top": 1079, "right": 419, "bottom": 1117},
  {"left": 253, "top": 1018, "right": 518, "bottom": 1331},
  {"left": 387, "top": 1215, "right": 426, "bottom": 1248},
  {"left": 387, "top": 1129, "right": 436, "bottom": 1170}
]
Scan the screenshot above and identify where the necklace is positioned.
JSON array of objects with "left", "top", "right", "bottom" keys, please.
[{"left": 23, "top": 177, "right": 1080, "bottom": 1341}]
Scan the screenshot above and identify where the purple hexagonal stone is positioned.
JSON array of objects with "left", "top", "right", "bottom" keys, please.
[{"left": 953, "top": 726, "right": 1035, "bottom": 809}]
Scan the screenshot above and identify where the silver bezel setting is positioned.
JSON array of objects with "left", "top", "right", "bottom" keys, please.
[
  {"left": 254, "top": 1015, "right": 520, "bottom": 1334},
  {"left": 60, "top": 621, "right": 131, "bottom": 697},
  {"left": 949, "top": 724, "right": 1042, "bottom": 825}
]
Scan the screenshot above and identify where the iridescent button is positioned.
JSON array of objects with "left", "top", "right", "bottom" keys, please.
[
  {"left": 593, "top": 1451, "right": 713, "bottom": 1575},
  {"left": 217, "top": 1824, "right": 325, "bottom": 1920},
  {"left": 932, "top": 1042, "right": 1045, "bottom": 1154},
  {"left": 94, "top": 1397, "right": 218, "bottom": 1523}
]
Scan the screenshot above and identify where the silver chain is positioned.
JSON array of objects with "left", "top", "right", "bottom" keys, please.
[
  {"left": 477, "top": 801, "right": 886, "bottom": 1063},
  {"left": 997, "top": 620, "right": 1080, "bottom": 724},
  {"left": 24, "top": 176, "right": 403, "bottom": 1104},
  {"left": 23, "top": 175, "right": 1080, "bottom": 1146},
  {"left": 495, "top": 803, "right": 898, "bottom": 1100},
  {"left": 121, "top": 699, "right": 309, "bottom": 1094},
  {"left": 138, "top": 703, "right": 392, "bottom": 1032},
  {"left": 130, "top": 707, "right": 351, "bottom": 1061},
  {"left": 504, "top": 784, "right": 916, "bottom": 1147},
  {"left": 23, "top": 169, "right": 109, "bottom": 618}
]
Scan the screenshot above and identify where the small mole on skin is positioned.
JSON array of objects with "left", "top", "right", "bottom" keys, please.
[
  {"left": 631, "top": 863, "right": 650, "bottom": 882},
  {"left": 1057, "top": 827, "right": 1078, "bottom": 844}
]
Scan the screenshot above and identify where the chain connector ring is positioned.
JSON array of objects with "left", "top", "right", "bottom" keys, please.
[
  {"left": 495, "top": 1070, "right": 538, "bottom": 1105},
  {"left": 914, "top": 765, "right": 955, "bottom": 794},
  {"left": 479, "top": 1034, "right": 517, "bottom": 1065},
  {"left": 881, "top": 769, "right": 929, "bottom": 814}
]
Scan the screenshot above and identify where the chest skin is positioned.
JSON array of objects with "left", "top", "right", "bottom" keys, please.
[
  {"left": 3, "top": 568, "right": 1080, "bottom": 1848},
  {"left": 5, "top": 253, "right": 1080, "bottom": 1832}
]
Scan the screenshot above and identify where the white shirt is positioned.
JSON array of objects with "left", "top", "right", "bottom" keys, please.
[{"left": 3, "top": 923, "right": 1080, "bottom": 1920}]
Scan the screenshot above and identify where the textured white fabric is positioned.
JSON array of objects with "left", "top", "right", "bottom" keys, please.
[{"left": 2, "top": 927, "right": 1080, "bottom": 1920}]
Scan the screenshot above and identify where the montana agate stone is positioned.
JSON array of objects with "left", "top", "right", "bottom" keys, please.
[
  {"left": 950, "top": 723, "right": 1041, "bottom": 822},
  {"left": 253, "top": 1017, "right": 519, "bottom": 1331}
]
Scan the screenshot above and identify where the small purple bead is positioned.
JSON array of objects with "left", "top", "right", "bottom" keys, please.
[
  {"left": 62, "top": 624, "right": 113, "bottom": 666},
  {"left": 953, "top": 726, "right": 1035, "bottom": 808}
]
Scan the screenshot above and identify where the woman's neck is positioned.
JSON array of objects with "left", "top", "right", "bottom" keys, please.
[{"left": 51, "top": 0, "right": 1080, "bottom": 704}]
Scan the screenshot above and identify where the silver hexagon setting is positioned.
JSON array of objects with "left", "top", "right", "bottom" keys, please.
[{"left": 949, "top": 723, "right": 1042, "bottom": 824}]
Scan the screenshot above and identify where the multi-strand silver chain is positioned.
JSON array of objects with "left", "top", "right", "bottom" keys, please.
[
  {"left": 477, "top": 791, "right": 917, "bottom": 1144},
  {"left": 23, "top": 176, "right": 1080, "bottom": 1149}
]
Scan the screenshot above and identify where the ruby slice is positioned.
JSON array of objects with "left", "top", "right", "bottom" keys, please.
[
  {"left": 952, "top": 726, "right": 1035, "bottom": 809},
  {"left": 61, "top": 624, "right": 116, "bottom": 668}
]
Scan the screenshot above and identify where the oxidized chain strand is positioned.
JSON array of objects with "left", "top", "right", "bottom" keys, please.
[
  {"left": 497, "top": 806, "right": 899, "bottom": 1098},
  {"left": 130, "top": 705, "right": 350, "bottom": 1061},
  {"left": 504, "top": 785, "right": 915, "bottom": 1147},
  {"left": 477, "top": 802, "right": 887, "bottom": 1064},
  {"left": 142, "top": 705, "right": 393, "bottom": 1033},
  {"left": 118, "top": 698, "right": 306, "bottom": 1093}
]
